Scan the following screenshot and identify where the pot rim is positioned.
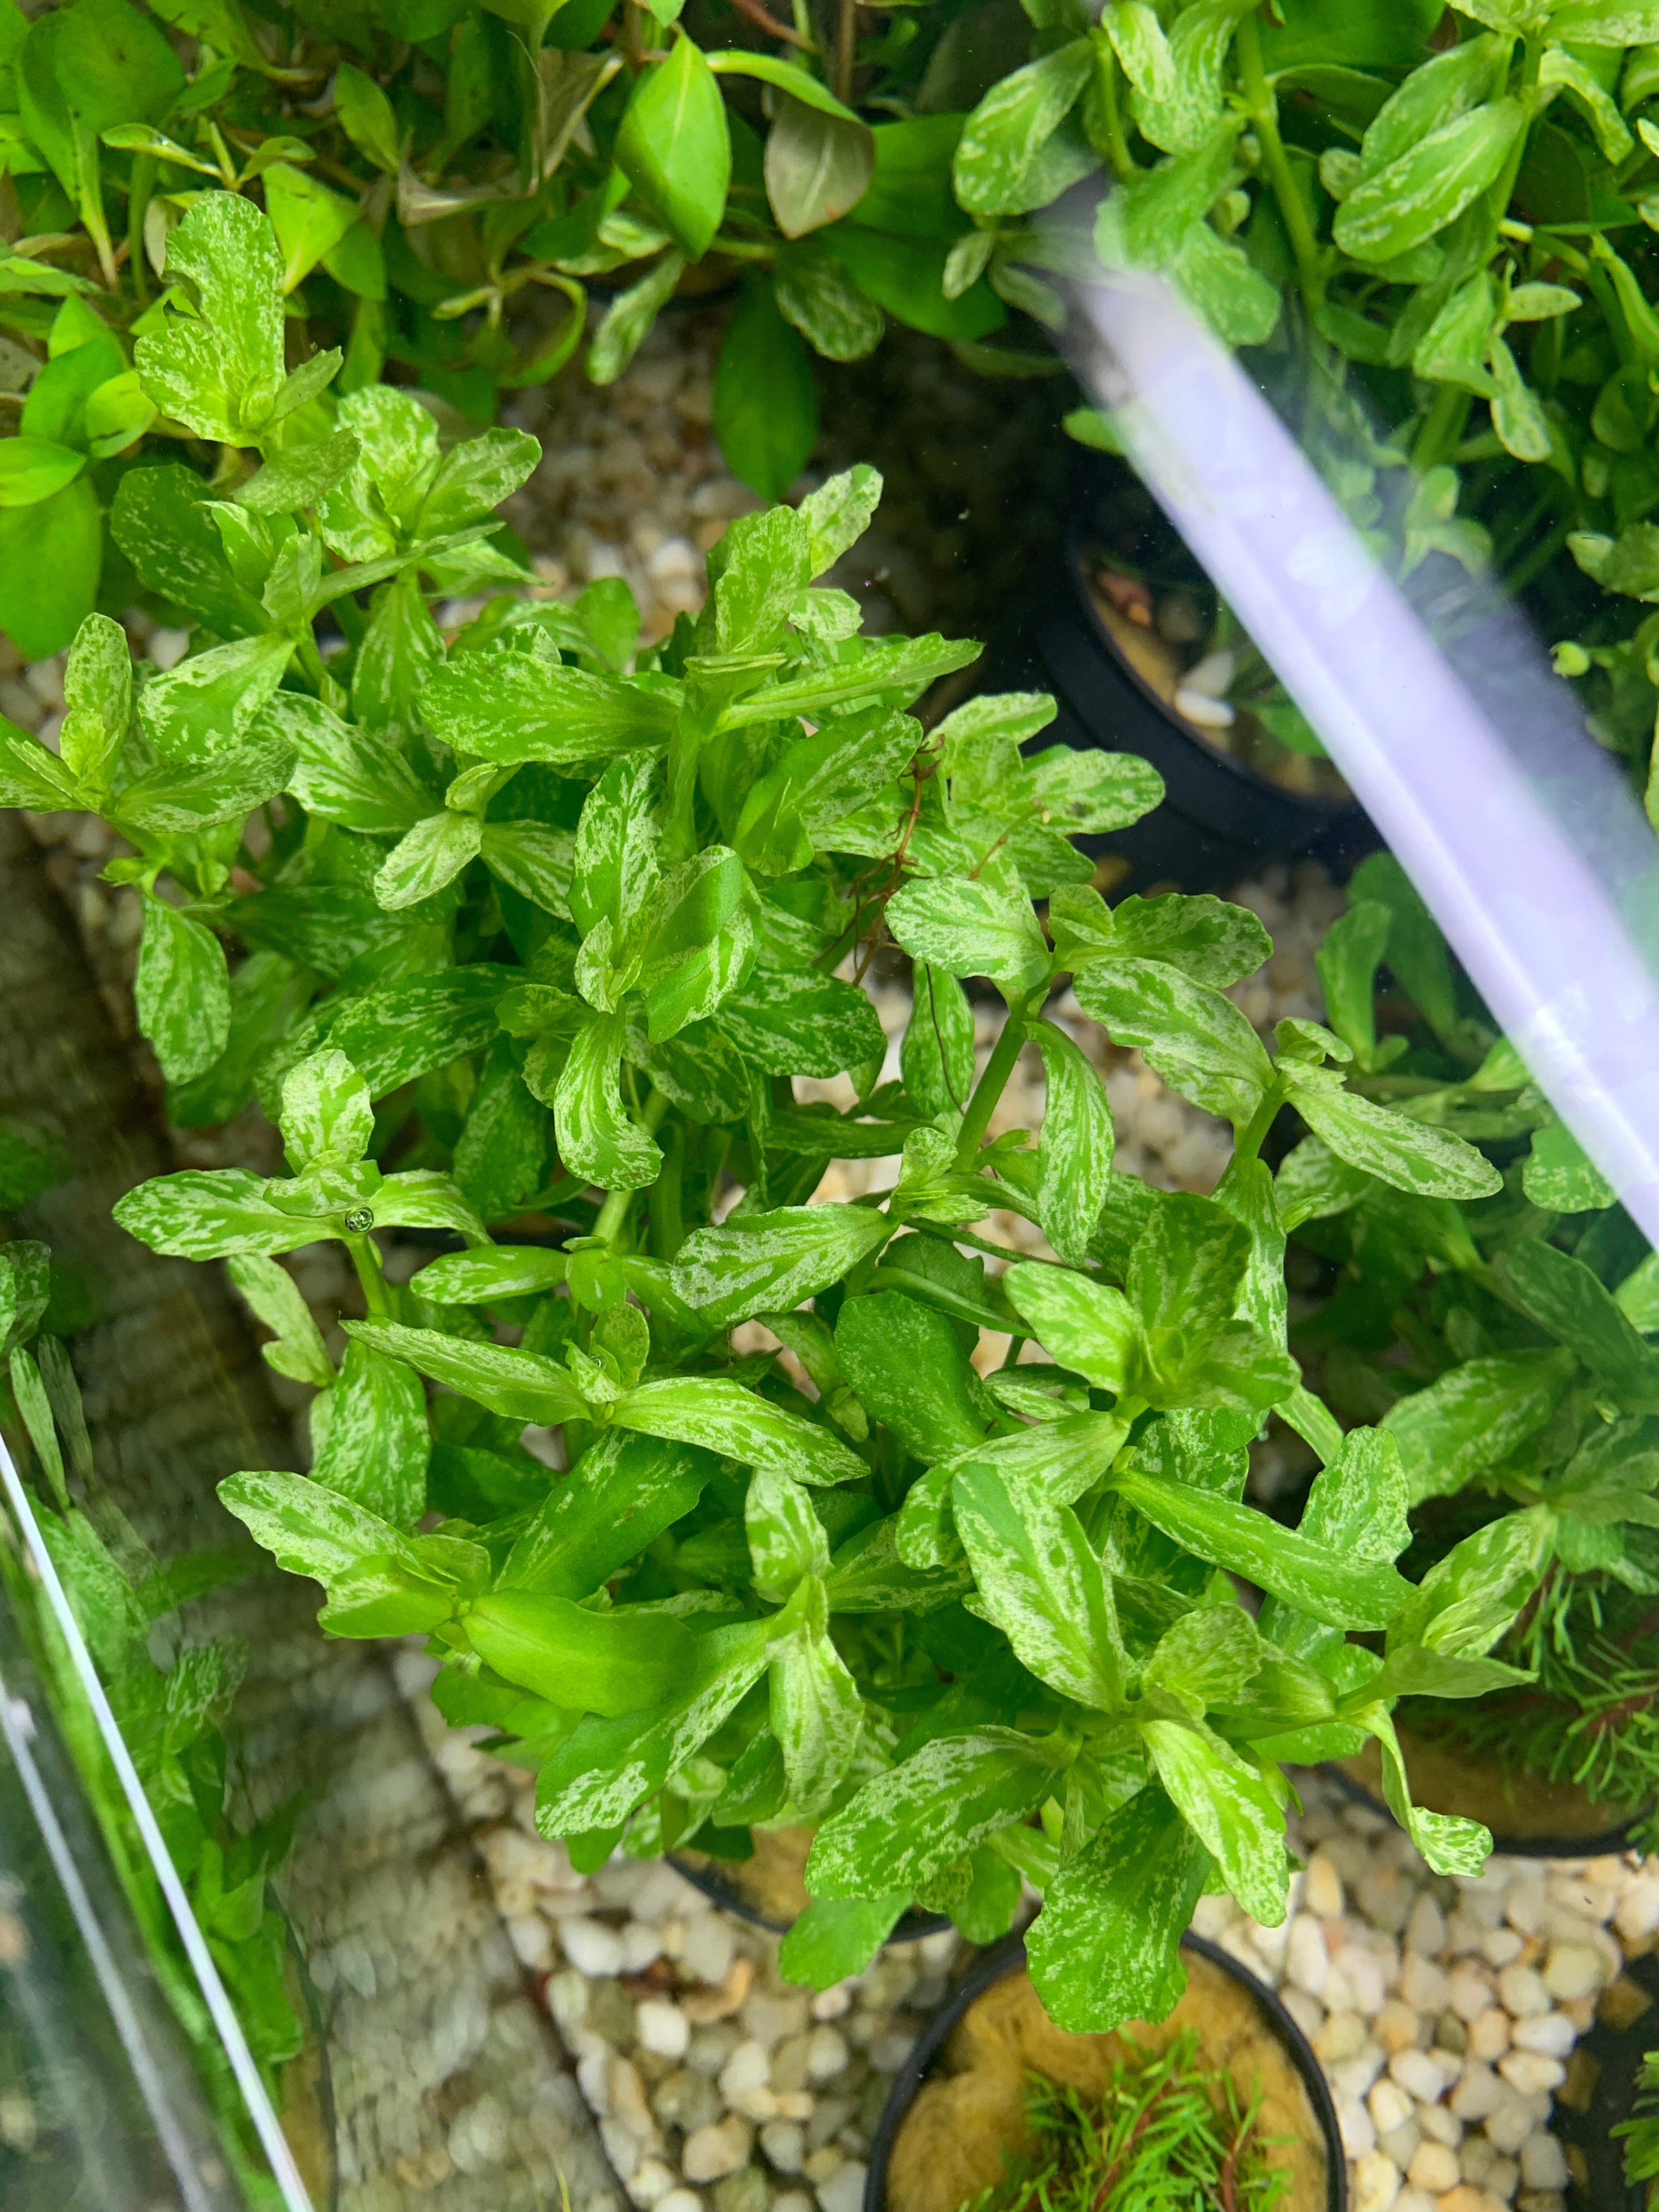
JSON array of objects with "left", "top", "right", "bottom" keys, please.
[
  {"left": 667, "top": 1848, "right": 951, "bottom": 1944},
  {"left": 861, "top": 1927, "right": 1347, "bottom": 2212},
  {"left": 1320, "top": 1756, "right": 1654, "bottom": 1863},
  {"left": 1063, "top": 520, "right": 1364, "bottom": 826}
]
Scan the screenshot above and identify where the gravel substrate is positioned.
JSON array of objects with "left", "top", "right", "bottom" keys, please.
[{"left": 6, "top": 311, "right": 1645, "bottom": 2212}]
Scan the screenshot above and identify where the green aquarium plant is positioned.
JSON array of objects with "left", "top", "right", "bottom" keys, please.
[
  {"left": 0, "top": 195, "right": 1548, "bottom": 2030},
  {"left": 964, "top": 2035, "right": 1291, "bottom": 2212},
  {"left": 1280, "top": 850, "right": 1659, "bottom": 1847},
  {"left": 1617, "top": 2049, "right": 1659, "bottom": 2206},
  {"left": 0, "top": 1235, "right": 304, "bottom": 2208}
]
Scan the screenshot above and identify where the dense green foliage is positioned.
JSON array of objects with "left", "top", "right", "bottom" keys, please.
[
  {"left": 1289, "top": 850, "right": 1659, "bottom": 1844},
  {"left": 0, "top": 196, "right": 1559, "bottom": 2030},
  {"left": 1617, "top": 2047, "right": 1659, "bottom": 2202},
  {"left": 964, "top": 2029, "right": 1291, "bottom": 2212},
  {"left": 0, "top": 1237, "right": 302, "bottom": 2208},
  {"left": 15, "top": 0, "right": 1659, "bottom": 787}
]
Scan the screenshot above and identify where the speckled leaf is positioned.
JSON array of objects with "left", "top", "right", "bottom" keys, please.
[
  {"left": 673, "top": 1205, "right": 891, "bottom": 1330},
  {"left": 777, "top": 1895, "right": 908, "bottom": 1988},
  {"left": 1073, "top": 957, "right": 1273, "bottom": 1125},
  {"left": 835, "top": 1292, "right": 986, "bottom": 1466},
  {"left": 283, "top": 967, "right": 516, "bottom": 1108},
  {"left": 217, "top": 1468, "right": 466, "bottom": 1637},
  {"left": 797, "top": 465, "right": 881, "bottom": 576},
  {"left": 1387, "top": 1506, "right": 1556, "bottom": 1661},
  {"left": 1334, "top": 99, "right": 1522, "bottom": 263},
  {"left": 137, "top": 633, "right": 296, "bottom": 765},
  {"left": 420, "top": 646, "right": 679, "bottom": 768},
  {"left": 1523, "top": 1119, "right": 1615, "bottom": 1214},
  {"left": 1281, "top": 1064, "right": 1500, "bottom": 1200},
  {"left": 1141, "top": 1716, "right": 1286, "bottom": 1926},
  {"left": 1259, "top": 1427, "right": 1412, "bottom": 1660},
  {"left": 114, "top": 1169, "right": 331, "bottom": 1260},
  {"left": 310, "top": 1339, "right": 428, "bottom": 1528},
  {"left": 952, "top": 1464, "right": 1122, "bottom": 1711},
  {"left": 134, "top": 896, "right": 230, "bottom": 1083},
  {"left": 616, "top": 1375, "right": 867, "bottom": 1487},
  {"left": 900, "top": 963, "right": 975, "bottom": 1120},
  {"left": 1112, "top": 1466, "right": 1412, "bottom": 1629},
  {"left": 885, "top": 874, "right": 1050, "bottom": 996},
  {"left": 57, "top": 612, "right": 130, "bottom": 800},
  {"left": 953, "top": 41, "right": 1092, "bottom": 217},
  {"left": 746, "top": 1464, "right": 831, "bottom": 1600},
  {"left": 343, "top": 1319, "right": 591, "bottom": 1425},
  {"left": 715, "top": 967, "right": 886, "bottom": 1078},
  {"left": 769, "top": 1597, "right": 864, "bottom": 1816},
  {"left": 1351, "top": 1705, "right": 1491, "bottom": 1876},
  {"left": 227, "top": 1254, "right": 335, "bottom": 1390},
  {"left": 110, "top": 736, "right": 296, "bottom": 837},
  {"left": 278, "top": 1048, "right": 373, "bottom": 1172},
  {"left": 373, "top": 810, "right": 482, "bottom": 912},
  {"left": 1032, "top": 1022, "right": 1115, "bottom": 1265},
  {"left": 805, "top": 1729, "right": 1066, "bottom": 1898},
  {"left": 719, "top": 633, "right": 980, "bottom": 728},
  {"left": 1005, "top": 1264, "right": 1137, "bottom": 1392},
  {"left": 136, "top": 194, "right": 285, "bottom": 442},
  {"left": 555, "top": 1010, "right": 661, "bottom": 1192},
  {"left": 1381, "top": 1350, "right": 1577, "bottom": 1505},
  {"left": 535, "top": 1618, "right": 772, "bottom": 1835},
  {"left": 1025, "top": 1786, "right": 1207, "bottom": 2030}
]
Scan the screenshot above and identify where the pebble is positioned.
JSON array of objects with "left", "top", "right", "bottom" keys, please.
[{"left": 684, "top": 2117, "right": 755, "bottom": 2182}]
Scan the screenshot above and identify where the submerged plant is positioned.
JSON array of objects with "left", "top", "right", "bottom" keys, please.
[
  {"left": 964, "top": 2033, "right": 1291, "bottom": 2212},
  {"left": 1617, "top": 2049, "right": 1659, "bottom": 2205},
  {"left": 0, "top": 1235, "right": 303, "bottom": 2206},
  {"left": 0, "top": 196, "right": 1547, "bottom": 2031},
  {"left": 1284, "top": 850, "right": 1659, "bottom": 1846}
]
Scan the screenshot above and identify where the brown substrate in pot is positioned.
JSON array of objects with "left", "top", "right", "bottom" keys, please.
[
  {"left": 675, "top": 1826, "right": 817, "bottom": 1925},
  {"left": 884, "top": 1955, "right": 1328, "bottom": 2212},
  {"left": 1336, "top": 1728, "right": 1639, "bottom": 1847}
]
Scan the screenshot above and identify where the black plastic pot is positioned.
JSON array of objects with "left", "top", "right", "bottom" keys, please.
[
  {"left": 668, "top": 1848, "right": 950, "bottom": 1945},
  {"left": 1322, "top": 1752, "right": 1653, "bottom": 1862},
  {"left": 1552, "top": 1944, "right": 1659, "bottom": 2210},
  {"left": 862, "top": 1930, "right": 1346, "bottom": 2212},
  {"left": 981, "top": 528, "right": 1375, "bottom": 896}
]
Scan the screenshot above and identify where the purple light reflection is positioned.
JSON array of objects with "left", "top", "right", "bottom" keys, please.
[{"left": 1067, "top": 267, "right": 1659, "bottom": 1246}]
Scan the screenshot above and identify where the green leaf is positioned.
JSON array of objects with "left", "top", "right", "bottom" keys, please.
[
  {"left": 1282, "top": 1065, "right": 1501, "bottom": 1200},
  {"left": 1523, "top": 1119, "right": 1615, "bottom": 1214},
  {"left": 465, "top": 1591, "right": 696, "bottom": 1717},
  {"left": 713, "top": 275, "right": 818, "bottom": 503},
  {"left": 0, "top": 478, "right": 103, "bottom": 661},
  {"left": 716, "top": 967, "right": 886, "bottom": 1078},
  {"left": 334, "top": 61, "right": 402, "bottom": 173},
  {"left": 136, "top": 634, "right": 297, "bottom": 766},
  {"left": 774, "top": 240, "right": 885, "bottom": 362},
  {"left": 885, "top": 874, "right": 1050, "bottom": 997},
  {"left": 1025, "top": 1786, "right": 1207, "bottom": 2032},
  {"left": 1259, "top": 1427, "right": 1410, "bottom": 1660},
  {"left": 420, "top": 645, "right": 678, "bottom": 768},
  {"left": 734, "top": 706, "right": 918, "bottom": 875},
  {"left": 263, "top": 692, "right": 433, "bottom": 835},
  {"left": 954, "top": 41, "right": 1094, "bottom": 218},
  {"left": 901, "top": 963, "right": 975, "bottom": 1120},
  {"left": 109, "top": 465, "right": 267, "bottom": 640},
  {"left": 1381, "top": 1350, "right": 1577, "bottom": 1505},
  {"left": 373, "top": 810, "right": 483, "bottom": 911},
  {"left": 111, "top": 738, "right": 296, "bottom": 837},
  {"left": 1143, "top": 1602, "right": 1260, "bottom": 1716},
  {"left": 1389, "top": 1504, "right": 1557, "bottom": 1661},
  {"left": 805, "top": 1728, "right": 1065, "bottom": 1898},
  {"left": 134, "top": 897, "right": 230, "bottom": 1084},
  {"left": 0, "top": 717, "right": 82, "bottom": 810},
  {"left": 746, "top": 1464, "right": 831, "bottom": 1600},
  {"left": 616, "top": 1375, "right": 867, "bottom": 1487},
  {"left": 263, "top": 163, "right": 362, "bottom": 293},
  {"left": 637, "top": 847, "right": 756, "bottom": 1040},
  {"left": 703, "top": 52, "right": 858, "bottom": 120},
  {"left": 217, "top": 1469, "right": 466, "bottom": 1638},
  {"left": 0, "top": 1243, "right": 50, "bottom": 1362},
  {"left": 614, "top": 33, "right": 730, "bottom": 261},
  {"left": 343, "top": 1319, "right": 591, "bottom": 1425},
  {"left": 0, "top": 436, "right": 86, "bottom": 507},
  {"left": 1112, "top": 1465, "right": 1412, "bottom": 1629},
  {"left": 114, "top": 1169, "right": 331, "bottom": 1260},
  {"left": 1334, "top": 98, "right": 1524, "bottom": 263},
  {"left": 311, "top": 1340, "right": 428, "bottom": 1528},
  {"left": 672, "top": 1205, "right": 891, "bottom": 1330},
  {"left": 227, "top": 1254, "right": 335, "bottom": 1391},
  {"left": 1353, "top": 1705, "right": 1491, "bottom": 1877},
  {"left": 777, "top": 1895, "right": 909, "bottom": 1989},
  {"left": 1141, "top": 1716, "right": 1286, "bottom": 1926},
  {"left": 797, "top": 464, "right": 881, "bottom": 576},
  {"left": 276, "top": 967, "right": 514, "bottom": 1106},
  {"left": 1504, "top": 1238, "right": 1659, "bottom": 1408},
  {"left": 952, "top": 1463, "right": 1121, "bottom": 1709},
  {"left": 535, "top": 1618, "right": 771, "bottom": 1835},
  {"left": 1004, "top": 1263, "right": 1137, "bottom": 1393},
  {"left": 769, "top": 1588, "right": 864, "bottom": 1815},
  {"left": 278, "top": 1048, "right": 373, "bottom": 1172},
  {"left": 503, "top": 1430, "right": 714, "bottom": 1600},
  {"left": 54, "top": 613, "right": 130, "bottom": 804},
  {"left": 1073, "top": 958, "right": 1272, "bottom": 1125},
  {"left": 588, "top": 250, "right": 687, "bottom": 386},
  {"left": 135, "top": 194, "right": 286, "bottom": 444},
  {"left": 555, "top": 1010, "right": 662, "bottom": 1192},
  {"left": 765, "top": 93, "right": 875, "bottom": 240},
  {"left": 1031, "top": 1022, "right": 1115, "bottom": 1265},
  {"left": 836, "top": 1291, "right": 987, "bottom": 1464}
]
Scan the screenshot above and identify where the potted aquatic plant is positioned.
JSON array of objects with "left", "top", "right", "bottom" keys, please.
[
  {"left": 1280, "top": 850, "right": 1659, "bottom": 1852},
  {"left": 1, "top": 194, "right": 1547, "bottom": 2029}
]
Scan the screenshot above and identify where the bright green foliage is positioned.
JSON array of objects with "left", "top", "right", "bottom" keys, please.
[
  {"left": 10, "top": 201, "right": 1532, "bottom": 2040},
  {"left": 1288, "top": 865, "right": 1659, "bottom": 1850},
  {"left": 1616, "top": 2049, "right": 1659, "bottom": 2202}
]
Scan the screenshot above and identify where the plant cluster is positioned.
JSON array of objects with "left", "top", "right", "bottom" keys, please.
[
  {"left": 0, "top": 1231, "right": 304, "bottom": 2209},
  {"left": 16, "top": 0, "right": 1659, "bottom": 763},
  {"left": 1617, "top": 2046, "right": 1659, "bottom": 2203},
  {"left": 1283, "top": 849, "right": 1659, "bottom": 1845},
  {"left": 0, "top": 195, "right": 1565, "bottom": 2032},
  {"left": 964, "top": 2033, "right": 1291, "bottom": 2212}
]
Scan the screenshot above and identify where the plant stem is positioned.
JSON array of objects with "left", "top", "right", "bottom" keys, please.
[
  {"left": 1235, "top": 11, "right": 1322, "bottom": 319},
  {"left": 1411, "top": 381, "right": 1471, "bottom": 473},
  {"left": 1231, "top": 1082, "right": 1284, "bottom": 1173},
  {"left": 953, "top": 1001, "right": 1030, "bottom": 1170},
  {"left": 834, "top": 0, "right": 855, "bottom": 107},
  {"left": 345, "top": 1231, "right": 394, "bottom": 1319},
  {"left": 1091, "top": 36, "right": 1136, "bottom": 183}
]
